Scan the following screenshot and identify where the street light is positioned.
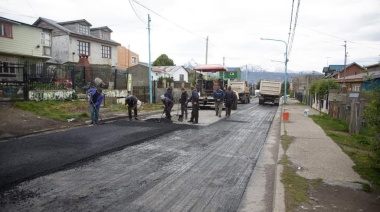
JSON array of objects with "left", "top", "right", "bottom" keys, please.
[{"left": 260, "top": 38, "right": 288, "bottom": 104}]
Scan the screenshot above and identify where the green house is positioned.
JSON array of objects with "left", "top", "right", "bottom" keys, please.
[{"left": 221, "top": 67, "right": 241, "bottom": 80}]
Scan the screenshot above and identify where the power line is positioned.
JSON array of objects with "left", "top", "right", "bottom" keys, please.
[
  {"left": 288, "top": 0, "right": 300, "bottom": 56},
  {"left": 131, "top": 0, "right": 206, "bottom": 40},
  {"left": 287, "top": 0, "right": 295, "bottom": 46},
  {"left": 129, "top": 0, "right": 146, "bottom": 24},
  {"left": 299, "top": 24, "right": 380, "bottom": 51}
]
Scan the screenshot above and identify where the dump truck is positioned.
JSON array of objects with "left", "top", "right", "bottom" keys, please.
[
  {"left": 229, "top": 81, "right": 250, "bottom": 104},
  {"left": 258, "top": 80, "right": 282, "bottom": 106}
]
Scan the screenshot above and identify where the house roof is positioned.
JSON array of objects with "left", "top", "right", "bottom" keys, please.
[
  {"left": 33, "top": 17, "right": 120, "bottom": 46},
  {"left": 364, "top": 62, "right": 380, "bottom": 69},
  {"left": 91, "top": 26, "right": 113, "bottom": 33},
  {"left": 57, "top": 19, "right": 92, "bottom": 27},
  {"left": 336, "top": 62, "right": 363, "bottom": 72},
  {"left": 227, "top": 67, "right": 241, "bottom": 72},
  {"left": 152, "top": 66, "right": 187, "bottom": 73},
  {"left": 194, "top": 64, "right": 227, "bottom": 72},
  {"left": 322, "top": 67, "right": 328, "bottom": 73},
  {"left": 328, "top": 65, "right": 345, "bottom": 72},
  {"left": 335, "top": 71, "right": 380, "bottom": 82}
]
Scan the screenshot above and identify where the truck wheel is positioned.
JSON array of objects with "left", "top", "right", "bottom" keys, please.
[
  {"left": 259, "top": 99, "right": 263, "bottom": 105},
  {"left": 248, "top": 96, "right": 250, "bottom": 103}
]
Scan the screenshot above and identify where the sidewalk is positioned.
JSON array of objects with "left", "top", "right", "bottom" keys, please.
[{"left": 274, "top": 98, "right": 367, "bottom": 211}]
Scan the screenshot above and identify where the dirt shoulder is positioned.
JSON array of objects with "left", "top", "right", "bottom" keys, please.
[{"left": 0, "top": 102, "right": 84, "bottom": 140}]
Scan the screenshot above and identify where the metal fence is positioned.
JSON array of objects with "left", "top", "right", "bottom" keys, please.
[{"left": 0, "top": 62, "right": 127, "bottom": 101}]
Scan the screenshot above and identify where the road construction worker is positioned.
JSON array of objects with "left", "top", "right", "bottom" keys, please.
[
  {"left": 187, "top": 86, "right": 199, "bottom": 124},
  {"left": 87, "top": 87, "right": 104, "bottom": 125},
  {"left": 224, "top": 86, "right": 237, "bottom": 116},
  {"left": 160, "top": 95, "right": 174, "bottom": 120},
  {"left": 213, "top": 86, "right": 224, "bottom": 118},
  {"left": 179, "top": 87, "right": 189, "bottom": 120},
  {"left": 125, "top": 95, "right": 139, "bottom": 121},
  {"left": 164, "top": 86, "right": 174, "bottom": 101}
]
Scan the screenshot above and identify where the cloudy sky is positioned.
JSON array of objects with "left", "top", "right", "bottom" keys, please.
[{"left": 1, "top": 0, "right": 379, "bottom": 72}]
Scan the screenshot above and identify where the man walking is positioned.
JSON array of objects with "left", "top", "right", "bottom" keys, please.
[
  {"left": 224, "top": 86, "right": 237, "bottom": 116},
  {"left": 213, "top": 86, "right": 224, "bottom": 118},
  {"left": 187, "top": 86, "right": 199, "bottom": 124},
  {"left": 160, "top": 95, "right": 174, "bottom": 120},
  {"left": 125, "top": 95, "right": 139, "bottom": 121},
  {"left": 87, "top": 88, "right": 104, "bottom": 125}
]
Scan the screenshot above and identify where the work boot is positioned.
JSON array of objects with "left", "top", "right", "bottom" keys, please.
[
  {"left": 188, "top": 119, "right": 193, "bottom": 122},
  {"left": 134, "top": 117, "right": 139, "bottom": 120}
]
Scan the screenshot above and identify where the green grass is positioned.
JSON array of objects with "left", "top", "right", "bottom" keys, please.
[
  {"left": 279, "top": 135, "right": 322, "bottom": 211},
  {"left": 14, "top": 100, "right": 165, "bottom": 122},
  {"left": 15, "top": 100, "right": 89, "bottom": 121},
  {"left": 310, "top": 114, "right": 380, "bottom": 188}
]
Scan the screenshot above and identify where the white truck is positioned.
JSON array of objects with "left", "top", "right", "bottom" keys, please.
[
  {"left": 229, "top": 81, "right": 250, "bottom": 104},
  {"left": 258, "top": 80, "right": 282, "bottom": 106}
]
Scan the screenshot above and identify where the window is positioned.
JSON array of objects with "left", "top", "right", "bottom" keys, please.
[
  {"left": 77, "top": 24, "right": 89, "bottom": 35},
  {"left": 101, "top": 32, "right": 110, "bottom": 40},
  {"left": 78, "top": 41, "right": 90, "bottom": 56},
  {"left": 101, "top": 45, "right": 111, "bottom": 58},
  {"left": 131, "top": 57, "right": 137, "bottom": 64},
  {"left": 41, "top": 32, "right": 51, "bottom": 56},
  {"left": 0, "top": 62, "right": 17, "bottom": 76},
  {"left": 0, "top": 22, "right": 12, "bottom": 38},
  {"left": 180, "top": 74, "right": 184, "bottom": 81},
  {"left": 352, "top": 85, "right": 361, "bottom": 92}
]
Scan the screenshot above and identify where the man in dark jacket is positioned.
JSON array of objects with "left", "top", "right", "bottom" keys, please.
[
  {"left": 213, "top": 86, "right": 224, "bottom": 117},
  {"left": 125, "top": 95, "right": 139, "bottom": 121},
  {"left": 224, "top": 86, "right": 237, "bottom": 116},
  {"left": 179, "top": 88, "right": 189, "bottom": 120},
  {"left": 87, "top": 88, "right": 104, "bottom": 125},
  {"left": 187, "top": 86, "right": 199, "bottom": 124},
  {"left": 164, "top": 86, "right": 174, "bottom": 101},
  {"left": 160, "top": 95, "right": 174, "bottom": 120}
]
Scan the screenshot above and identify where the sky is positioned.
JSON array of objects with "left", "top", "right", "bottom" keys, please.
[{"left": 1, "top": 0, "right": 380, "bottom": 73}]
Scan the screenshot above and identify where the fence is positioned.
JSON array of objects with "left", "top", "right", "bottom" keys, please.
[
  {"left": 295, "top": 89, "right": 368, "bottom": 134},
  {"left": 0, "top": 62, "right": 128, "bottom": 101}
]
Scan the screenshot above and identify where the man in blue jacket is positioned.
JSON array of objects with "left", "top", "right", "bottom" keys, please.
[
  {"left": 87, "top": 88, "right": 104, "bottom": 125},
  {"left": 213, "top": 86, "right": 224, "bottom": 118}
]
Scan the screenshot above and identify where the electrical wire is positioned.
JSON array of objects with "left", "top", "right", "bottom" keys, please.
[
  {"left": 288, "top": 0, "right": 300, "bottom": 56},
  {"left": 131, "top": 0, "right": 206, "bottom": 40},
  {"left": 129, "top": 0, "right": 146, "bottom": 24}
]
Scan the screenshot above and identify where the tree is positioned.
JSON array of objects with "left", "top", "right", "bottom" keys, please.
[
  {"left": 309, "top": 79, "right": 339, "bottom": 99},
  {"left": 363, "top": 82, "right": 380, "bottom": 165},
  {"left": 153, "top": 54, "right": 175, "bottom": 66},
  {"left": 280, "top": 80, "right": 290, "bottom": 96}
]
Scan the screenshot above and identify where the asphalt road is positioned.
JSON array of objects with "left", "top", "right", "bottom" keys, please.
[{"left": 1, "top": 99, "right": 278, "bottom": 211}]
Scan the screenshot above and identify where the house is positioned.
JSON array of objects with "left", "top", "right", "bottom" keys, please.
[
  {"left": 334, "top": 62, "right": 380, "bottom": 92},
  {"left": 33, "top": 17, "right": 120, "bottom": 66},
  {"left": 330, "top": 62, "right": 364, "bottom": 79},
  {"left": 335, "top": 71, "right": 380, "bottom": 92},
  {"left": 221, "top": 67, "right": 241, "bottom": 80},
  {"left": 322, "top": 65, "right": 345, "bottom": 77},
  {"left": 117, "top": 46, "right": 139, "bottom": 69},
  {"left": 0, "top": 16, "right": 52, "bottom": 79},
  {"left": 152, "top": 66, "right": 188, "bottom": 82}
]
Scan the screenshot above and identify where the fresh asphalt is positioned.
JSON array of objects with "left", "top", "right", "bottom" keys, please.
[{"left": 0, "top": 98, "right": 279, "bottom": 211}]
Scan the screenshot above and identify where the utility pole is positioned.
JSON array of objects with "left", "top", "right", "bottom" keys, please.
[
  {"left": 245, "top": 64, "right": 248, "bottom": 82},
  {"left": 205, "top": 36, "right": 208, "bottom": 65},
  {"left": 148, "top": 14, "right": 152, "bottom": 104},
  {"left": 126, "top": 44, "right": 130, "bottom": 93},
  {"left": 343, "top": 41, "right": 347, "bottom": 88}
]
